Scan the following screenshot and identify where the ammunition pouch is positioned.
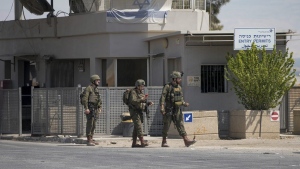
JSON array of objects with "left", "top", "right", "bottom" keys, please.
[
  {"left": 87, "top": 102, "right": 98, "bottom": 120},
  {"left": 174, "top": 101, "right": 183, "bottom": 107},
  {"left": 166, "top": 107, "right": 174, "bottom": 116}
]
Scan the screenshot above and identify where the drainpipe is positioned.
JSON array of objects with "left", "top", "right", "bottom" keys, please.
[
  {"left": 192, "top": 0, "right": 195, "bottom": 10},
  {"left": 209, "top": 0, "right": 211, "bottom": 30},
  {"left": 14, "top": 0, "right": 24, "bottom": 20}
]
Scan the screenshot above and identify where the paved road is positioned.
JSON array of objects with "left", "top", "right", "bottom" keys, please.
[{"left": 0, "top": 140, "right": 299, "bottom": 169}]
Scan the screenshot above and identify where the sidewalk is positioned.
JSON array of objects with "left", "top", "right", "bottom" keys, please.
[{"left": 1, "top": 133, "right": 299, "bottom": 149}]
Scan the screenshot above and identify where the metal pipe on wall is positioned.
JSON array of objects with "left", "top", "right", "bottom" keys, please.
[{"left": 14, "top": 0, "right": 24, "bottom": 20}]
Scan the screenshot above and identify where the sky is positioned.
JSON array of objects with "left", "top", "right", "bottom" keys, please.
[
  {"left": 218, "top": 0, "right": 300, "bottom": 73},
  {"left": 1, "top": 0, "right": 300, "bottom": 71}
]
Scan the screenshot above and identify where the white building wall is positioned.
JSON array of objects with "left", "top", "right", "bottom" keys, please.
[
  {"left": 182, "top": 46, "right": 243, "bottom": 110},
  {"left": 180, "top": 44, "right": 288, "bottom": 110},
  {"left": 0, "top": 10, "right": 208, "bottom": 88},
  {"left": 147, "top": 10, "right": 209, "bottom": 32},
  {"left": 109, "top": 33, "right": 148, "bottom": 57},
  {"left": 149, "top": 39, "right": 165, "bottom": 86}
]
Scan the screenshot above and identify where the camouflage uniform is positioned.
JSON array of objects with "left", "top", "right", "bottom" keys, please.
[
  {"left": 160, "top": 83, "right": 187, "bottom": 137},
  {"left": 160, "top": 71, "right": 196, "bottom": 147},
  {"left": 129, "top": 88, "right": 146, "bottom": 138},
  {"left": 82, "top": 82, "right": 102, "bottom": 139},
  {"left": 129, "top": 79, "right": 149, "bottom": 148}
]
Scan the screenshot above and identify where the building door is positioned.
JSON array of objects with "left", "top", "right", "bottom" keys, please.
[
  {"left": 50, "top": 60, "right": 74, "bottom": 87},
  {"left": 117, "top": 59, "right": 147, "bottom": 87}
]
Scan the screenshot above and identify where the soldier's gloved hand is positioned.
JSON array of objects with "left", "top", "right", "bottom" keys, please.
[
  {"left": 183, "top": 102, "right": 189, "bottom": 107},
  {"left": 84, "top": 109, "right": 90, "bottom": 114},
  {"left": 147, "top": 102, "right": 154, "bottom": 106},
  {"left": 160, "top": 108, "right": 166, "bottom": 115},
  {"left": 160, "top": 105, "right": 166, "bottom": 115},
  {"left": 140, "top": 97, "right": 147, "bottom": 103},
  {"left": 97, "top": 109, "right": 102, "bottom": 113}
]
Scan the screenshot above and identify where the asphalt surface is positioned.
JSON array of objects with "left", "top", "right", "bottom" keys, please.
[{"left": 0, "top": 137, "right": 300, "bottom": 169}]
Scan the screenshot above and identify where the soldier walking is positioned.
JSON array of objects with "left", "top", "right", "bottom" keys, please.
[
  {"left": 129, "top": 79, "right": 154, "bottom": 148},
  {"left": 160, "top": 71, "right": 196, "bottom": 147},
  {"left": 82, "top": 75, "right": 102, "bottom": 146}
]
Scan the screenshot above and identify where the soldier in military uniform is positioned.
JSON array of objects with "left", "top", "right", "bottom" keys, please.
[
  {"left": 160, "top": 71, "right": 196, "bottom": 147},
  {"left": 82, "top": 75, "right": 102, "bottom": 146},
  {"left": 129, "top": 79, "right": 154, "bottom": 148}
]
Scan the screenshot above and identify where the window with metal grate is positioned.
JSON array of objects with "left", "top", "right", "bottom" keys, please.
[{"left": 201, "top": 65, "right": 228, "bottom": 93}]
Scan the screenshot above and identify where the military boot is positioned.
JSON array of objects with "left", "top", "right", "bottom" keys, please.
[
  {"left": 161, "top": 136, "right": 169, "bottom": 147},
  {"left": 131, "top": 132, "right": 142, "bottom": 148},
  {"left": 91, "top": 136, "right": 99, "bottom": 145},
  {"left": 182, "top": 135, "right": 196, "bottom": 147},
  {"left": 87, "top": 136, "right": 95, "bottom": 146},
  {"left": 138, "top": 138, "right": 148, "bottom": 145},
  {"left": 138, "top": 136, "right": 149, "bottom": 147}
]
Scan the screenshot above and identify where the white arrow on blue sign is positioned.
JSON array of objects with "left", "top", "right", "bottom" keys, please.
[{"left": 184, "top": 112, "right": 193, "bottom": 123}]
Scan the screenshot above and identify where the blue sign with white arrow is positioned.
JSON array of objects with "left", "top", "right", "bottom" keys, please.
[{"left": 184, "top": 112, "right": 193, "bottom": 123}]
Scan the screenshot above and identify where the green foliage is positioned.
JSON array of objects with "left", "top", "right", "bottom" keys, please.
[
  {"left": 225, "top": 43, "right": 296, "bottom": 110},
  {"left": 206, "top": 0, "right": 230, "bottom": 30}
]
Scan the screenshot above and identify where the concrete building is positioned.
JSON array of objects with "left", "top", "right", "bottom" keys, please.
[{"left": 0, "top": 0, "right": 292, "bottom": 111}]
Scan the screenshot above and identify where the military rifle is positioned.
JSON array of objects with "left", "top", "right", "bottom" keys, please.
[{"left": 144, "top": 94, "right": 151, "bottom": 119}]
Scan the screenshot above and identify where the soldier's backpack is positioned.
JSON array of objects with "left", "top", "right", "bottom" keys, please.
[
  {"left": 80, "top": 87, "right": 91, "bottom": 105},
  {"left": 123, "top": 88, "right": 134, "bottom": 105},
  {"left": 79, "top": 89, "right": 86, "bottom": 105}
]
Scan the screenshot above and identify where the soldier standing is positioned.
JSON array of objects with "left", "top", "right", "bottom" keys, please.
[
  {"left": 160, "top": 71, "right": 196, "bottom": 147},
  {"left": 82, "top": 74, "right": 102, "bottom": 146},
  {"left": 129, "top": 79, "right": 154, "bottom": 148}
]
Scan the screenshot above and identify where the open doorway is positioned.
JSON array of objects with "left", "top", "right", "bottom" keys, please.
[{"left": 117, "top": 59, "right": 147, "bottom": 87}]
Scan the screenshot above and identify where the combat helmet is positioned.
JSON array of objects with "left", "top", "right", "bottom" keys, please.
[
  {"left": 90, "top": 74, "right": 100, "bottom": 83},
  {"left": 170, "top": 71, "right": 182, "bottom": 79},
  {"left": 135, "top": 79, "right": 145, "bottom": 87}
]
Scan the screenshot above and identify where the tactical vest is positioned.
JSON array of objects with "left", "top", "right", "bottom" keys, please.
[
  {"left": 88, "top": 87, "right": 100, "bottom": 105},
  {"left": 130, "top": 89, "right": 146, "bottom": 110},
  {"left": 168, "top": 84, "right": 182, "bottom": 103},
  {"left": 173, "top": 87, "right": 182, "bottom": 102}
]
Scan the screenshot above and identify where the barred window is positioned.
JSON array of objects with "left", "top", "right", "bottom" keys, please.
[
  {"left": 172, "top": 0, "right": 205, "bottom": 10},
  {"left": 201, "top": 65, "right": 228, "bottom": 93}
]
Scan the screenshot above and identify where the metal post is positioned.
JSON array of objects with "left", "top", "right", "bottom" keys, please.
[
  {"left": 58, "top": 95, "right": 62, "bottom": 134},
  {"left": 77, "top": 87, "right": 85, "bottom": 137},
  {"left": 51, "top": 0, "right": 54, "bottom": 9},
  {"left": 76, "top": 87, "right": 80, "bottom": 137},
  {"left": 50, "top": 0, "right": 54, "bottom": 17},
  {"left": 0, "top": 91, "right": 2, "bottom": 135},
  {"left": 209, "top": 0, "right": 211, "bottom": 30},
  {"left": 18, "top": 88, "right": 22, "bottom": 136},
  {"left": 144, "top": 88, "right": 149, "bottom": 135},
  {"left": 147, "top": 57, "right": 150, "bottom": 86},
  {"left": 191, "top": 0, "right": 195, "bottom": 10},
  {"left": 46, "top": 89, "right": 49, "bottom": 135},
  {"left": 114, "top": 59, "right": 117, "bottom": 87},
  {"left": 31, "top": 87, "right": 34, "bottom": 135},
  {"left": 14, "top": 0, "right": 24, "bottom": 20},
  {"left": 7, "top": 91, "right": 10, "bottom": 134},
  {"left": 106, "top": 88, "right": 110, "bottom": 134},
  {"left": 81, "top": 88, "right": 85, "bottom": 137}
]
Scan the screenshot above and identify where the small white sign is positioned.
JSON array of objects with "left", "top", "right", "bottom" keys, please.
[
  {"left": 234, "top": 28, "right": 276, "bottom": 50},
  {"left": 187, "top": 76, "right": 200, "bottom": 87}
]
